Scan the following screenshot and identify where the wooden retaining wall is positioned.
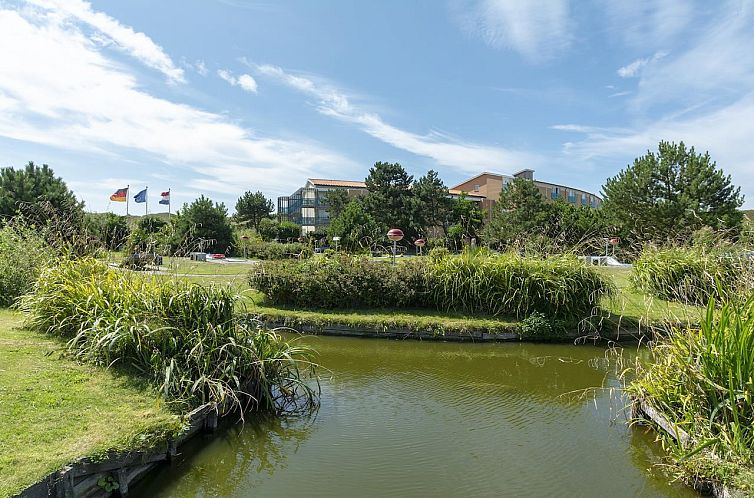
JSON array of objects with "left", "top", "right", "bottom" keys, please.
[{"left": 17, "top": 403, "right": 221, "bottom": 498}]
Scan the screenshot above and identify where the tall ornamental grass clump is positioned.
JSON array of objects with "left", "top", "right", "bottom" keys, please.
[
  {"left": 628, "top": 296, "right": 754, "bottom": 483},
  {"left": 17, "top": 258, "right": 317, "bottom": 413},
  {"left": 632, "top": 247, "right": 752, "bottom": 305},
  {"left": 429, "top": 252, "right": 612, "bottom": 319},
  {"left": 250, "top": 252, "right": 612, "bottom": 320},
  {"left": 0, "top": 224, "right": 54, "bottom": 306}
]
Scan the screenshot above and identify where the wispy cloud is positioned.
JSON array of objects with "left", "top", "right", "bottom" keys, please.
[
  {"left": 617, "top": 52, "right": 666, "bottom": 78},
  {"left": 599, "top": 0, "right": 696, "bottom": 49},
  {"left": 0, "top": 6, "right": 352, "bottom": 207},
  {"left": 256, "top": 64, "right": 542, "bottom": 173},
  {"left": 217, "top": 69, "right": 258, "bottom": 93},
  {"left": 28, "top": 0, "right": 186, "bottom": 84},
  {"left": 450, "top": 0, "right": 571, "bottom": 62}
]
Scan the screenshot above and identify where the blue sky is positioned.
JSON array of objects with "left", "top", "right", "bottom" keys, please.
[{"left": 1, "top": 0, "right": 753, "bottom": 213}]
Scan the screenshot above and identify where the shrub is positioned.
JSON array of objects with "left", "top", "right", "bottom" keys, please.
[
  {"left": 0, "top": 225, "right": 54, "bottom": 306},
  {"left": 250, "top": 252, "right": 612, "bottom": 320},
  {"left": 249, "top": 255, "right": 429, "bottom": 309},
  {"left": 245, "top": 240, "right": 312, "bottom": 260},
  {"left": 631, "top": 247, "right": 752, "bottom": 305},
  {"left": 428, "top": 246, "right": 450, "bottom": 262},
  {"left": 17, "top": 258, "right": 316, "bottom": 412}
]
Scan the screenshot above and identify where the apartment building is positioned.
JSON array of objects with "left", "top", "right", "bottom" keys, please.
[
  {"left": 278, "top": 178, "right": 485, "bottom": 234},
  {"left": 451, "top": 169, "right": 602, "bottom": 217}
]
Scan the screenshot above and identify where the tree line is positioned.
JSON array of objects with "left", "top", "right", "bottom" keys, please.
[{"left": 0, "top": 140, "right": 748, "bottom": 258}]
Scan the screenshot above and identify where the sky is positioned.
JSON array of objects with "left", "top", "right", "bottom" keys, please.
[{"left": 1, "top": 0, "right": 753, "bottom": 214}]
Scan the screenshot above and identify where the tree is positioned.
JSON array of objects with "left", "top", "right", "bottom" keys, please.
[
  {"left": 127, "top": 215, "right": 168, "bottom": 252},
  {"left": 482, "top": 178, "right": 551, "bottom": 247},
  {"left": 84, "top": 212, "right": 130, "bottom": 250},
  {"left": 0, "top": 162, "right": 83, "bottom": 219},
  {"left": 328, "top": 201, "right": 381, "bottom": 252},
  {"left": 362, "top": 162, "right": 415, "bottom": 237},
  {"left": 447, "top": 193, "right": 484, "bottom": 247},
  {"left": 322, "top": 189, "right": 350, "bottom": 219},
  {"left": 602, "top": 141, "right": 744, "bottom": 243},
  {"left": 171, "top": 196, "right": 234, "bottom": 254},
  {"left": 257, "top": 218, "right": 301, "bottom": 242},
  {"left": 235, "top": 191, "right": 274, "bottom": 231},
  {"left": 412, "top": 170, "right": 452, "bottom": 235}
]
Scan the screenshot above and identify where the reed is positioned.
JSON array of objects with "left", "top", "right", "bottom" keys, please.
[
  {"left": 17, "top": 258, "right": 317, "bottom": 413},
  {"left": 628, "top": 295, "right": 754, "bottom": 484}
]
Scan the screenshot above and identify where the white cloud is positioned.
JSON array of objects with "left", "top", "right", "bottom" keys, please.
[
  {"left": 599, "top": 0, "right": 695, "bottom": 49},
  {"left": 617, "top": 52, "right": 666, "bottom": 78},
  {"left": 554, "top": 92, "right": 754, "bottom": 206},
  {"left": 0, "top": 8, "right": 351, "bottom": 207},
  {"left": 28, "top": 0, "right": 185, "bottom": 84},
  {"left": 257, "top": 64, "right": 542, "bottom": 173},
  {"left": 217, "top": 69, "right": 258, "bottom": 93},
  {"left": 450, "top": 0, "right": 571, "bottom": 62}
]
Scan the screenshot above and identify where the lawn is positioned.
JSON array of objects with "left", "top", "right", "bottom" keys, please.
[
  {"left": 0, "top": 309, "right": 182, "bottom": 498},
  {"left": 160, "top": 256, "right": 256, "bottom": 276}
]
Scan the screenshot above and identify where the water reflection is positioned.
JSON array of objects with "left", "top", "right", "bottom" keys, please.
[{"left": 134, "top": 337, "right": 697, "bottom": 498}]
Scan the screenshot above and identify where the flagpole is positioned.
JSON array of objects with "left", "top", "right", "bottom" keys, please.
[
  {"left": 168, "top": 188, "right": 171, "bottom": 218},
  {"left": 126, "top": 185, "right": 130, "bottom": 216},
  {"left": 145, "top": 186, "right": 148, "bottom": 216}
]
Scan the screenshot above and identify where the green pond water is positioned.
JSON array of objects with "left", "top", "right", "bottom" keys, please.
[{"left": 133, "top": 336, "right": 698, "bottom": 497}]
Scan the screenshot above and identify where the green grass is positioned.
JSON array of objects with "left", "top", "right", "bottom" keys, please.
[
  {"left": 160, "top": 256, "right": 255, "bottom": 276},
  {"left": 166, "top": 265, "right": 704, "bottom": 338},
  {"left": 0, "top": 309, "right": 181, "bottom": 498}
]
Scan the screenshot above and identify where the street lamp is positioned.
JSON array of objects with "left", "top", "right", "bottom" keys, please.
[
  {"left": 414, "top": 238, "right": 426, "bottom": 256},
  {"left": 387, "top": 228, "right": 404, "bottom": 266},
  {"left": 332, "top": 236, "right": 341, "bottom": 252}
]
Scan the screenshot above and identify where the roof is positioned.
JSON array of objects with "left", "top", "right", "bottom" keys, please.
[
  {"left": 449, "top": 172, "right": 504, "bottom": 190},
  {"left": 308, "top": 179, "right": 368, "bottom": 188},
  {"left": 447, "top": 189, "right": 486, "bottom": 198}
]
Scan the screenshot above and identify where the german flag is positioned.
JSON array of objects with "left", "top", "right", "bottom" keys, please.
[{"left": 110, "top": 187, "right": 128, "bottom": 202}]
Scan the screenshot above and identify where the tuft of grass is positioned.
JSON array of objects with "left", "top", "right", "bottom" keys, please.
[
  {"left": 17, "top": 258, "right": 317, "bottom": 413},
  {"left": 631, "top": 246, "right": 753, "bottom": 305},
  {"left": 627, "top": 294, "right": 754, "bottom": 490},
  {"left": 0, "top": 309, "right": 182, "bottom": 498}
]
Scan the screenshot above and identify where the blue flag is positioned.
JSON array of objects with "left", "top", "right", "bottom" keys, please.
[{"left": 134, "top": 188, "right": 147, "bottom": 203}]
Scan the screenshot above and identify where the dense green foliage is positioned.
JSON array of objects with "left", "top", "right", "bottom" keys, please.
[
  {"left": 17, "top": 258, "right": 316, "bottom": 412},
  {"left": 483, "top": 178, "right": 610, "bottom": 252},
  {"left": 170, "top": 195, "right": 234, "bottom": 254},
  {"left": 447, "top": 192, "right": 484, "bottom": 247},
  {"left": 603, "top": 141, "right": 744, "bottom": 244},
  {"left": 84, "top": 213, "right": 130, "bottom": 250},
  {"left": 0, "top": 162, "right": 83, "bottom": 219},
  {"left": 250, "top": 253, "right": 612, "bottom": 320},
  {"left": 250, "top": 256, "right": 430, "bottom": 309},
  {"left": 235, "top": 190, "right": 274, "bottom": 231},
  {"left": 327, "top": 201, "right": 381, "bottom": 252},
  {"left": 244, "top": 240, "right": 312, "bottom": 260},
  {"left": 413, "top": 170, "right": 453, "bottom": 234},
  {"left": 628, "top": 297, "right": 754, "bottom": 488},
  {"left": 631, "top": 247, "right": 752, "bottom": 305},
  {"left": 126, "top": 215, "right": 167, "bottom": 253},
  {"left": 257, "top": 218, "right": 301, "bottom": 241},
  {"left": 362, "top": 161, "right": 416, "bottom": 236},
  {"left": 0, "top": 225, "right": 53, "bottom": 306}
]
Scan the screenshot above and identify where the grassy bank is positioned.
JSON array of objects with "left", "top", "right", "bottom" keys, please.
[{"left": 0, "top": 309, "right": 181, "bottom": 497}]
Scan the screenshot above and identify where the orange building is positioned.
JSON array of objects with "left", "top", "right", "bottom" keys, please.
[{"left": 450, "top": 169, "right": 602, "bottom": 218}]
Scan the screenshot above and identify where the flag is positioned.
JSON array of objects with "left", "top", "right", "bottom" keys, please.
[
  {"left": 159, "top": 191, "right": 170, "bottom": 205},
  {"left": 134, "top": 188, "right": 147, "bottom": 203},
  {"left": 110, "top": 187, "right": 128, "bottom": 202}
]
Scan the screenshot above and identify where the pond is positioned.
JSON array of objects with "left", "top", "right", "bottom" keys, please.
[{"left": 133, "top": 336, "right": 697, "bottom": 497}]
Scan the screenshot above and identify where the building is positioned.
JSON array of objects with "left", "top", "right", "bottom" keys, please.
[
  {"left": 277, "top": 178, "right": 485, "bottom": 234},
  {"left": 450, "top": 169, "right": 602, "bottom": 218}
]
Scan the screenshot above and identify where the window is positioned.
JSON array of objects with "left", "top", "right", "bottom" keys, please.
[
  {"left": 473, "top": 184, "right": 481, "bottom": 192},
  {"left": 581, "top": 193, "right": 587, "bottom": 205}
]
